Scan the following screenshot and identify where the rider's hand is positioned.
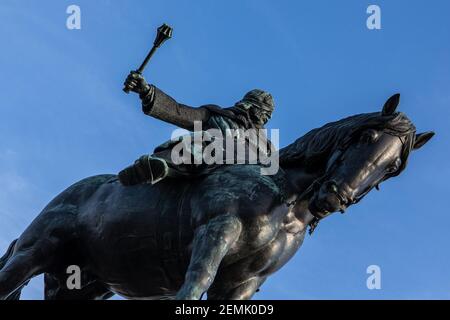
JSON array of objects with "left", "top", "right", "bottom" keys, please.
[{"left": 124, "top": 71, "right": 151, "bottom": 98}]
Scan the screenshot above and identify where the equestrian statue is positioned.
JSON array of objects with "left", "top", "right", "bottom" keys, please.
[{"left": 0, "top": 24, "right": 434, "bottom": 300}]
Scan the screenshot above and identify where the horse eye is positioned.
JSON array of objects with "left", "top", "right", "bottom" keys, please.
[{"left": 360, "top": 130, "right": 377, "bottom": 144}]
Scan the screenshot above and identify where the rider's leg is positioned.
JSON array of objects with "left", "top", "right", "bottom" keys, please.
[
  {"left": 118, "top": 155, "right": 170, "bottom": 186},
  {"left": 176, "top": 214, "right": 242, "bottom": 300}
]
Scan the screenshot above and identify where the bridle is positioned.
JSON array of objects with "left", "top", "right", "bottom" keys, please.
[{"left": 289, "top": 132, "right": 406, "bottom": 235}]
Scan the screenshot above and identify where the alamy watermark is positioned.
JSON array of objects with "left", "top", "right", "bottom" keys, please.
[
  {"left": 169, "top": 121, "right": 280, "bottom": 176},
  {"left": 66, "top": 265, "right": 81, "bottom": 290},
  {"left": 66, "top": 5, "right": 81, "bottom": 30},
  {"left": 367, "top": 5, "right": 381, "bottom": 30},
  {"left": 366, "top": 264, "right": 381, "bottom": 290}
]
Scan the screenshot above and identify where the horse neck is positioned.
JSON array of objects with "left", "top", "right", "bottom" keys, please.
[{"left": 282, "top": 164, "right": 324, "bottom": 195}]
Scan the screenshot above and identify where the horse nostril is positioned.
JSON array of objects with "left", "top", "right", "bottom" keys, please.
[
  {"left": 326, "top": 181, "right": 339, "bottom": 194},
  {"left": 337, "top": 193, "right": 348, "bottom": 206}
]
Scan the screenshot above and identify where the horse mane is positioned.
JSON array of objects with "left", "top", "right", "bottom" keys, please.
[{"left": 279, "top": 111, "right": 417, "bottom": 176}]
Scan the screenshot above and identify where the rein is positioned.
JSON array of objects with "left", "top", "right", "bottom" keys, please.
[
  {"left": 286, "top": 177, "right": 325, "bottom": 236},
  {"left": 293, "top": 146, "right": 348, "bottom": 235},
  {"left": 288, "top": 141, "right": 367, "bottom": 235}
]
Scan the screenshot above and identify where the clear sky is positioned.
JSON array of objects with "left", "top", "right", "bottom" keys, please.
[{"left": 0, "top": 0, "right": 448, "bottom": 300}]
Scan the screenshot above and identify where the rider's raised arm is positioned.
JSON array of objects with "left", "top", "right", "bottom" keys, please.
[{"left": 142, "top": 85, "right": 211, "bottom": 131}]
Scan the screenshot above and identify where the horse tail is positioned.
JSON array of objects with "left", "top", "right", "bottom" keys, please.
[
  {"left": 0, "top": 239, "right": 17, "bottom": 270},
  {"left": 0, "top": 239, "right": 28, "bottom": 300},
  {"left": 4, "top": 282, "right": 28, "bottom": 300}
]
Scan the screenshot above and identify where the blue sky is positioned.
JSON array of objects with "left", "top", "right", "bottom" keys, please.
[{"left": 0, "top": 0, "right": 448, "bottom": 299}]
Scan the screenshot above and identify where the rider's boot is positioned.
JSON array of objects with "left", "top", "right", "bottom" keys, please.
[{"left": 118, "top": 155, "right": 169, "bottom": 186}]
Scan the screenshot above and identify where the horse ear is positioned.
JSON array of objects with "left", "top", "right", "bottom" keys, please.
[
  {"left": 413, "top": 131, "right": 435, "bottom": 150},
  {"left": 382, "top": 93, "right": 400, "bottom": 116}
]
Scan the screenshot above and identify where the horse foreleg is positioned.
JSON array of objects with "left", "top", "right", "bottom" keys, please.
[
  {"left": 207, "top": 277, "right": 267, "bottom": 300},
  {"left": 176, "top": 214, "right": 242, "bottom": 300}
]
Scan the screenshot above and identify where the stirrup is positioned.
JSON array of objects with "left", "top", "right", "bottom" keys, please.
[
  {"left": 145, "top": 156, "right": 169, "bottom": 185},
  {"left": 118, "top": 156, "right": 169, "bottom": 186}
]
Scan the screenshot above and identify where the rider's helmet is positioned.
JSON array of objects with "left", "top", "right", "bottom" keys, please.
[{"left": 235, "top": 89, "right": 275, "bottom": 126}]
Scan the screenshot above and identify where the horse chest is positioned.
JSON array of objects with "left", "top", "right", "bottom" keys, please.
[
  {"left": 259, "top": 217, "right": 307, "bottom": 275},
  {"left": 224, "top": 211, "right": 307, "bottom": 279}
]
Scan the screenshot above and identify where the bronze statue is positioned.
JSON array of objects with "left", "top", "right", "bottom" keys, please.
[{"left": 0, "top": 93, "right": 434, "bottom": 300}]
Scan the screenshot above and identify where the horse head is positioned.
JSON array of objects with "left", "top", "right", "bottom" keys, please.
[{"left": 307, "top": 94, "right": 434, "bottom": 221}]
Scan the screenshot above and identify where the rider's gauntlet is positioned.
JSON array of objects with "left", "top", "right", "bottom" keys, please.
[{"left": 141, "top": 85, "right": 156, "bottom": 114}]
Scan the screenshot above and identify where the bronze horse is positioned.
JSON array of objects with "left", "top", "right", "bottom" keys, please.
[{"left": 0, "top": 94, "right": 433, "bottom": 300}]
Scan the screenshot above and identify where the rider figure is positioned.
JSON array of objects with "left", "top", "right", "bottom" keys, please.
[{"left": 119, "top": 71, "right": 275, "bottom": 186}]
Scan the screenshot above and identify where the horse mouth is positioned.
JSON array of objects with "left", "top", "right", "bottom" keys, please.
[
  {"left": 309, "top": 190, "right": 348, "bottom": 219},
  {"left": 308, "top": 197, "right": 332, "bottom": 219}
]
